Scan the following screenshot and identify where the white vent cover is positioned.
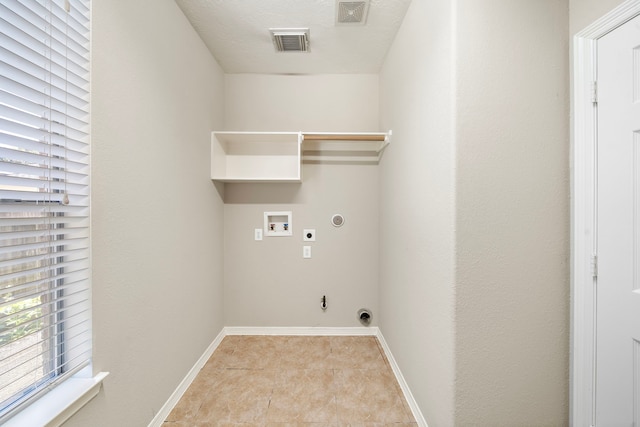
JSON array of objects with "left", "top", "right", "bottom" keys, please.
[
  {"left": 270, "top": 28, "right": 310, "bottom": 52},
  {"left": 336, "top": 0, "right": 370, "bottom": 25}
]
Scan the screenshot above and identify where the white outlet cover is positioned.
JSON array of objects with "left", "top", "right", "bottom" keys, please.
[
  {"left": 303, "top": 246, "right": 311, "bottom": 258},
  {"left": 303, "top": 229, "right": 316, "bottom": 241},
  {"left": 254, "top": 228, "right": 263, "bottom": 241}
]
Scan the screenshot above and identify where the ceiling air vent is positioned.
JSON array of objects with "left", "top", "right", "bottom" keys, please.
[
  {"left": 336, "top": 0, "right": 370, "bottom": 25},
  {"left": 270, "top": 28, "right": 310, "bottom": 52}
]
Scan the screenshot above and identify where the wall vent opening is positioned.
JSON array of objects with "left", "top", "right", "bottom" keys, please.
[
  {"left": 270, "top": 28, "right": 310, "bottom": 52},
  {"left": 331, "top": 214, "right": 345, "bottom": 227},
  {"left": 336, "top": 0, "right": 370, "bottom": 25}
]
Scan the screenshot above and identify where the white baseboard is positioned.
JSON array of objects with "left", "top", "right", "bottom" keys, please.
[
  {"left": 375, "top": 330, "right": 428, "bottom": 427},
  {"left": 223, "top": 325, "right": 378, "bottom": 336},
  {"left": 150, "top": 326, "right": 427, "bottom": 427},
  {"left": 147, "top": 329, "right": 226, "bottom": 427}
]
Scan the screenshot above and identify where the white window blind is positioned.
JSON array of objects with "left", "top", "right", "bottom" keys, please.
[{"left": 0, "top": 0, "right": 91, "bottom": 421}]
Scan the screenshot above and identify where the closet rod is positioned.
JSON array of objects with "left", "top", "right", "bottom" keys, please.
[{"left": 302, "top": 133, "right": 387, "bottom": 142}]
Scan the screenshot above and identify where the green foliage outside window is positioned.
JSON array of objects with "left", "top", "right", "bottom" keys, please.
[{"left": 0, "top": 299, "right": 43, "bottom": 346}]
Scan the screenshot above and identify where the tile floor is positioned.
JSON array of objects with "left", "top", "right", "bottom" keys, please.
[{"left": 163, "top": 335, "right": 417, "bottom": 426}]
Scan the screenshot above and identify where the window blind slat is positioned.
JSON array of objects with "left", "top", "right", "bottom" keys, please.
[
  {"left": 0, "top": 275, "right": 90, "bottom": 310},
  {"left": 0, "top": 12, "right": 88, "bottom": 67},
  {"left": 0, "top": 258, "right": 90, "bottom": 296},
  {"left": 0, "top": 229, "right": 89, "bottom": 249},
  {"left": 0, "top": 105, "right": 89, "bottom": 143},
  {"left": 0, "top": 62, "right": 89, "bottom": 112},
  {"left": 0, "top": 288, "right": 90, "bottom": 343},
  {"left": 1, "top": 323, "right": 91, "bottom": 383},
  {"left": 2, "top": 145, "right": 89, "bottom": 170},
  {"left": 0, "top": 131, "right": 89, "bottom": 159},
  {"left": 0, "top": 269, "right": 89, "bottom": 300},
  {"left": 0, "top": 143, "right": 89, "bottom": 171},
  {"left": 0, "top": 31, "right": 89, "bottom": 94},
  {"left": 0, "top": 225, "right": 89, "bottom": 246},
  {"left": 0, "top": 203, "right": 88, "bottom": 215},
  {"left": 0, "top": 175, "right": 88, "bottom": 195},
  {"left": 0, "top": 215, "right": 88, "bottom": 231},
  {"left": 0, "top": 246, "right": 90, "bottom": 274},
  {"left": 0, "top": 247, "right": 90, "bottom": 276},
  {"left": 0, "top": 241, "right": 87, "bottom": 262},
  {"left": 0, "top": 91, "right": 89, "bottom": 135},
  {"left": 0, "top": 76, "right": 89, "bottom": 122},
  {"left": 0, "top": 293, "right": 89, "bottom": 329},
  {"left": 1, "top": 287, "right": 91, "bottom": 327},
  {"left": 0, "top": 80, "right": 87, "bottom": 129},
  {"left": 1, "top": 337, "right": 91, "bottom": 402},
  {"left": 1, "top": 63, "right": 89, "bottom": 111},
  {"left": 0, "top": 3, "right": 89, "bottom": 58},
  {"left": 49, "top": 1, "right": 90, "bottom": 36},
  {"left": 0, "top": 193, "right": 89, "bottom": 208},
  {"left": 0, "top": 160, "right": 88, "bottom": 185},
  {"left": 1, "top": 46, "right": 89, "bottom": 102},
  {"left": 0, "top": 244, "right": 88, "bottom": 270},
  {"left": 29, "top": 1, "right": 90, "bottom": 52},
  {"left": 0, "top": 250, "right": 89, "bottom": 272}
]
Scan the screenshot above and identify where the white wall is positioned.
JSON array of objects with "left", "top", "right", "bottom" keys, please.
[
  {"left": 570, "top": 0, "right": 628, "bottom": 34},
  {"left": 454, "top": 0, "right": 569, "bottom": 425},
  {"left": 64, "top": 0, "right": 225, "bottom": 425},
  {"left": 225, "top": 75, "right": 379, "bottom": 133},
  {"left": 380, "top": 0, "right": 570, "bottom": 425},
  {"left": 223, "top": 74, "right": 380, "bottom": 327},
  {"left": 378, "top": 0, "right": 456, "bottom": 425}
]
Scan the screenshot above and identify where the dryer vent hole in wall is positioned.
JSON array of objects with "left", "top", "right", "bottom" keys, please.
[
  {"left": 358, "top": 308, "right": 371, "bottom": 325},
  {"left": 331, "top": 214, "right": 345, "bottom": 227}
]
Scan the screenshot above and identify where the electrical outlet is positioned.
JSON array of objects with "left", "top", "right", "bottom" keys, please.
[
  {"left": 254, "top": 229, "right": 263, "bottom": 241},
  {"left": 303, "top": 229, "right": 316, "bottom": 241},
  {"left": 303, "top": 246, "right": 311, "bottom": 258}
]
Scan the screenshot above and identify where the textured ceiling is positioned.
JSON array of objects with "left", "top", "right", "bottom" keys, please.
[{"left": 174, "top": 0, "right": 412, "bottom": 74}]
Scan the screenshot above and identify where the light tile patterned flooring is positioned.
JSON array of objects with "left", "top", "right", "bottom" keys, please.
[{"left": 163, "top": 335, "right": 417, "bottom": 426}]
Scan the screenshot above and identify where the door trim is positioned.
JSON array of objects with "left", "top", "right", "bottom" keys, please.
[{"left": 572, "top": 2, "right": 640, "bottom": 426}]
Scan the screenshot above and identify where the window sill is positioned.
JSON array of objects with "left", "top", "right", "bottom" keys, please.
[{"left": 4, "top": 367, "right": 109, "bottom": 427}]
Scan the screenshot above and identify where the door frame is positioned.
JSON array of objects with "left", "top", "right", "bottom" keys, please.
[{"left": 572, "top": 1, "right": 640, "bottom": 425}]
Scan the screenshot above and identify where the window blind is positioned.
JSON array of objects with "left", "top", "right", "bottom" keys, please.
[{"left": 0, "top": 0, "right": 91, "bottom": 420}]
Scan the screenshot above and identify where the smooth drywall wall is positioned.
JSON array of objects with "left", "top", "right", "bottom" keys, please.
[
  {"left": 570, "top": 0, "right": 628, "bottom": 34},
  {"left": 378, "top": 0, "right": 456, "bottom": 425},
  {"left": 65, "top": 0, "right": 225, "bottom": 425},
  {"left": 223, "top": 74, "right": 380, "bottom": 327},
  {"left": 454, "top": 0, "right": 569, "bottom": 425}
]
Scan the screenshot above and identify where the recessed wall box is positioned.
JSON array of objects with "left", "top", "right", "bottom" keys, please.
[{"left": 264, "top": 211, "right": 293, "bottom": 237}]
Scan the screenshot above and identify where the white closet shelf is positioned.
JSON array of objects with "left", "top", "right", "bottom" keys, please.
[
  {"left": 211, "top": 131, "right": 391, "bottom": 183},
  {"left": 211, "top": 132, "right": 302, "bottom": 182}
]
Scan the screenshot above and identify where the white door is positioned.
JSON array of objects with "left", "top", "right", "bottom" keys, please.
[{"left": 596, "top": 13, "right": 640, "bottom": 427}]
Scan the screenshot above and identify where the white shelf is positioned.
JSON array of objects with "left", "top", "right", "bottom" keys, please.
[
  {"left": 211, "top": 132, "right": 302, "bottom": 182},
  {"left": 211, "top": 131, "right": 391, "bottom": 182}
]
